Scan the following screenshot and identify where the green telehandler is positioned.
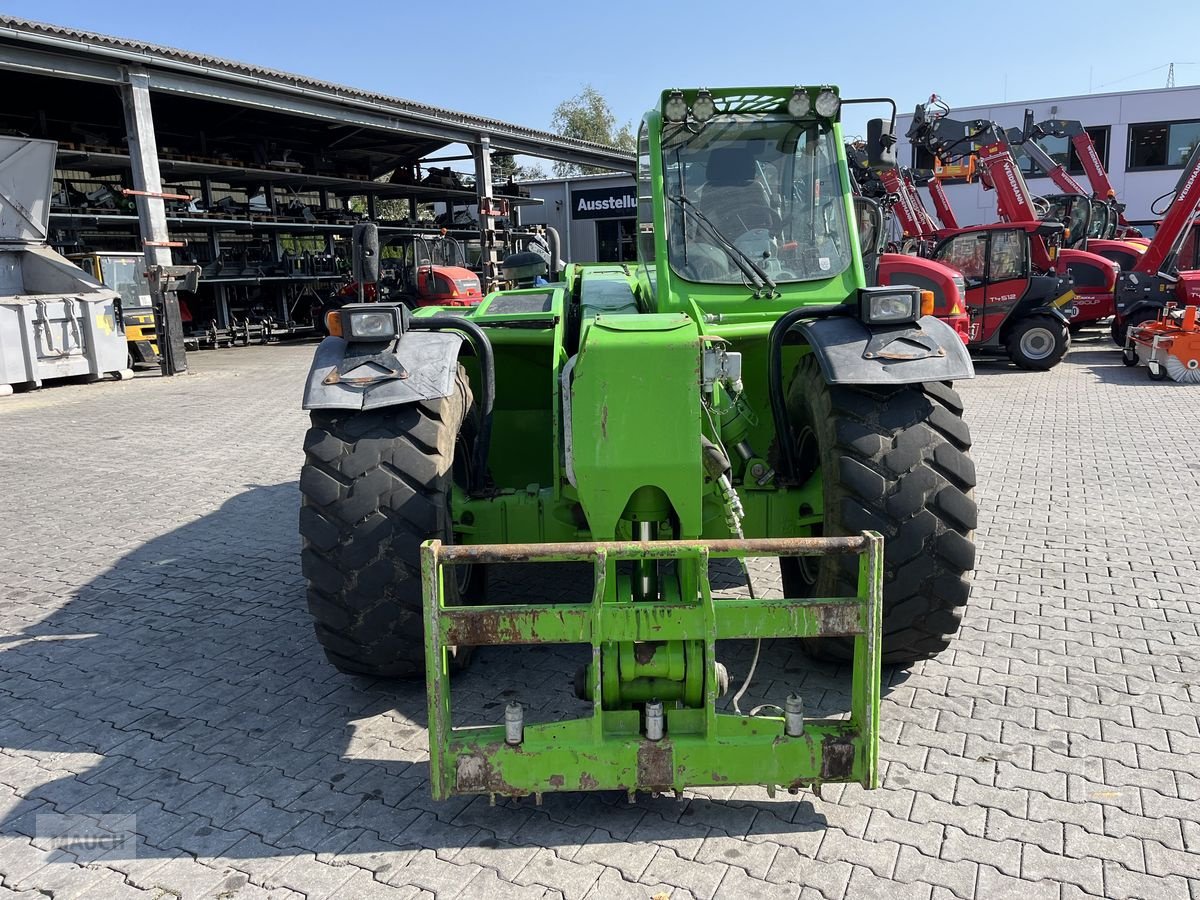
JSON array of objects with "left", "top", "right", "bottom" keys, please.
[{"left": 300, "top": 86, "right": 977, "bottom": 801}]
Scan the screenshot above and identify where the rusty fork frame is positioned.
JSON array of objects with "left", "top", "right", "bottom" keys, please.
[{"left": 422, "top": 533, "right": 883, "bottom": 801}]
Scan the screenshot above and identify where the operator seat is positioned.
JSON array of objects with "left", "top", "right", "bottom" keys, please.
[{"left": 698, "top": 147, "right": 773, "bottom": 235}]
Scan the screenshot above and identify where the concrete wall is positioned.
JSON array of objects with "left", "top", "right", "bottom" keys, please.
[
  {"left": 515, "top": 174, "right": 637, "bottom": 264},
  {"left": 896, "top": 85, "right": 1200, "bottom": 226}
]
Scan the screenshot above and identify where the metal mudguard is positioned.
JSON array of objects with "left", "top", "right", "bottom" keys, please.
[
  {"left": 796, "top": 315, "right": 974, "bottom": 385},
  {"left": 301, "top": 332, "right": 464, "bottom": 411}
]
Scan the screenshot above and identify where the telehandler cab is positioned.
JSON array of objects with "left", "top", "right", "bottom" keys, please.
[{"left": 300, "top": 86, "right": 977, "bottom": 801}]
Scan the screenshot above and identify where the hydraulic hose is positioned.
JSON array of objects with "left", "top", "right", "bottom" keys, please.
[
  {"left": 1151, "top": 188, "right": 1175, "bottom": 217},
  {"left": 767, "top": 303, "right": 854, "bottom": 482},
  {"left": 408, "top": 316, "right": 495, "bottom": 495}
]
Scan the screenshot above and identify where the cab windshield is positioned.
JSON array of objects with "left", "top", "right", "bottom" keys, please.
[
  {"left": 662, "top": 116, "right": 851, "bottom": 285},
  {"left": 100, "top": 257, "right": 154, "bottom": 309}
]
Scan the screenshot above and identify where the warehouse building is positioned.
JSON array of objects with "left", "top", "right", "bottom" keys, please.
[
  {"left": 0, "top": 17, "right": 633, "bottom": 350},
  {"left": 515, "top": 174, "right": 638, "bottom": 264},
  {"left": 896, "top": 84, "right": 1200, "bottom": 229}
]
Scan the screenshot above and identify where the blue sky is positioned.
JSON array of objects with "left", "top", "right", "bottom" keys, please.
[{"left": 8, "top": 0, "right": 1199, "bottom": 151}]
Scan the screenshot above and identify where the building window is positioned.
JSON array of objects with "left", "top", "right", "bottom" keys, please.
[
  {"left": 1015, "top": 135, "right": 1068, "bottom": 178},
  {"left": 1128, "top": 120, "right": 1200, "bottom": 169},
  {"left": 1014, "top": 127, "right": 1110, "bottom": 179}
]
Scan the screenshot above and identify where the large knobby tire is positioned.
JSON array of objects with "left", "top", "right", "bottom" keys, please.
[
  {"left": 1006, "top": 315, "right": 1069, "bottom": 370},
  {"left": 299, "top": 367, "right": 476, "bottom": 678},
  {"left": 779, "top": 356, "right": 977, "bottom": 663}
]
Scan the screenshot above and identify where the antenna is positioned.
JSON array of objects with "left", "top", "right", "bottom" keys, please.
[{"left": 1097, "top": 62, "right": 1196, "bottom": 90}]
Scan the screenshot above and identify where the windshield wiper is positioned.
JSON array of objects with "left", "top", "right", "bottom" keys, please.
[{"left": 667, "top": 194, "right": 777, "bottom": 295}]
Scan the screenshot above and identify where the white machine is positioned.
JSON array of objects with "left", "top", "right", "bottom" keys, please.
[{"left": 0, "top": 137, "right": 130, "bottom": 396}]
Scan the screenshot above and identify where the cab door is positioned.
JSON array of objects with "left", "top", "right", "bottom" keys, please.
[
  {"left": 934, "top": 231, "right": 988, "bottom": 342},
  {"left": 399, "top": 240, "right": 418, "bottom": 296},
  {"left": 983, "top": 228, "right": 1031, "bottom": 341}
]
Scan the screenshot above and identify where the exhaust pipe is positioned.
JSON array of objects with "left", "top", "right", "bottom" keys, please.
[{"left": 545, "top": 226, "right": 563, "bottom": 278}]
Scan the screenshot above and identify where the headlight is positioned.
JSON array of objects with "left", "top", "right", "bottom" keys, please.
[
  {"left": 787, "top": 89, "right": 811, "bottom": 118},
  {"left": 664, "top": 90, "right": 687, "bottom": 123},
  {"left": 329, "top": 304, "right": 404, "bottom": 342},
  {"left": 348, "top": 310, "right": 398, "bottom": 340},
  {"left": 815, "top": 89, "right": 840, "bottom": 118},
  {"left": 859, "top": 287, "right": 919, "bottom": 325},
  {"left": 692, "top": 89, "right": 715, "bottom": 122},
  {"left": 872, "top": 295, "right": 915, "bottom": 321}
]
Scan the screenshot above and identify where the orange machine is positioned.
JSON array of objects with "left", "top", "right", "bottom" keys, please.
[{"left": 1122, "top": 304, "right": 1200, "bottom": 382}]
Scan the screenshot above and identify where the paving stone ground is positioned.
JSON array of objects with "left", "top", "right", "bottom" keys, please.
[{"left": 0, "top": 333, "right": 1197, "bottom": 900}]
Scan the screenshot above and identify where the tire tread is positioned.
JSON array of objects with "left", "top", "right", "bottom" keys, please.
[
  {"left": 781, "top": 355, "right": 977, "bottom": 663},
  {"left": 298, "top": 369, "right": 471, "bottom": 678}
]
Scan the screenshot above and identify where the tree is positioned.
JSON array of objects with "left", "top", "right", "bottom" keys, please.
[
  {"left": 550, "top": 85, "right": 635, "bottom": 176},
  {"left": 491, "top": 153, "right": 547, "bottom": 184},
  {"left": 492, "top": 153, "right": 516, "bottom": 182},
  {"left": 348, "top": 192, "right": 413, "bottom": 223}
]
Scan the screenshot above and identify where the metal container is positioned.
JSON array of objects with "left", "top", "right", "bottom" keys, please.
[{"left": 0, "top": 137, "right": 130, "bottom": 396}]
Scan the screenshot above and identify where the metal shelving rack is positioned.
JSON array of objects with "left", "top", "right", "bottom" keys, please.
[{"left": 49, "top": 144, "right": 539, "bottom": 335}]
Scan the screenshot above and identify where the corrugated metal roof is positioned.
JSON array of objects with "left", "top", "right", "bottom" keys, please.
[{"left": 0, "top": 16, "right": 634, "bottom": 163}]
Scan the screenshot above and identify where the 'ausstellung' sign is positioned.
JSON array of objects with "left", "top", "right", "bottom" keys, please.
[{"left": 570, "top": 185, "right": 638, "bottom": 220}]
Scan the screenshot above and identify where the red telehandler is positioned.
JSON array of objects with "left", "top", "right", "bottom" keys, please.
[
  {"left": 1110, "top": 141, "right": 1200, "bottom": 343},
  {"left": 849, "top": 143, "right": 1066, "bottom": 363},
  {"left": 875, "top": 166, "right": 945, "bottom": 243},
  {"left": 1007, "top": 113, "right": 1150, "bottom": 274},
  {"left": 846, "top": 144, "right": 971, "bottom": 343},
  {"left": 1018, "top": 114, "right": 1144, "bottom": 239},
  {"left": 877, "top": 166, "right": 962, "bottom": 238},
  {"left": 875, "top": 108, "right": 1075, "bottom": 368},
  {"left": 924, "top": 173, "right": 961, "bottom": 231},
  {"left": 1012, "top": 112, "right": 1200, "bottom": 344},
  {"left": 908, "top": 98, "right": 1119, "bottom": 338}
]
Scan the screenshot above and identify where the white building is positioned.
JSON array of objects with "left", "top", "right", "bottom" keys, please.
[{"left": 896, "top": 85, "right": 1200, "bottom": 229}]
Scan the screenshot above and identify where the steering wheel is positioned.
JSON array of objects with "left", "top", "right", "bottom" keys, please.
[
  {"left": 683, "top": 245, "right": 728, "bottom": 280},
  {"left": 716, "top": 202, "right": 782, "bottom": 236}
]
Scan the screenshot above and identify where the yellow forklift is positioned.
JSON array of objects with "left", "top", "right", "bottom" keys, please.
[{"left": 69, "top": 252, "right": 159, "bottom": 367}]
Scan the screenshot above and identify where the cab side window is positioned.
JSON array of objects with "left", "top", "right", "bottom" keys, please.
[
  {"left": 939, "top": 233, "right": 987, "bottom": 281},
  {"left": 989, "top": 230, "right": 1026, "bottom": 282},
  {"left": 636, "top": 121, "right": 655, "bottom": 265},
  {"left": 636, "top": 120, "right": 657, "bottom": 298}
]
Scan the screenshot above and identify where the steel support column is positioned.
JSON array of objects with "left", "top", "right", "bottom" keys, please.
[
  {"left": 120, "top": 67, "right": 186, "bottom": 373},
  {"left": 474, "top": 136, "right": 499, "bottom": 291},
  {"left": 120, "top": 68, "right": 172, "bottom": 268}
]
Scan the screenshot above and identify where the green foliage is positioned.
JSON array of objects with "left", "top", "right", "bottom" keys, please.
[
  {"left": 348, "top": 193, "right": 411, "bottom": 221},
  {"left": 492, "top": 153, "right": 547, "bottom": 184},
  {"left": 550, "top": 85, "right": 635, "bottom": 176},
  {"left": 349, "top": 175, "right": 436, "bottom": 223}
]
